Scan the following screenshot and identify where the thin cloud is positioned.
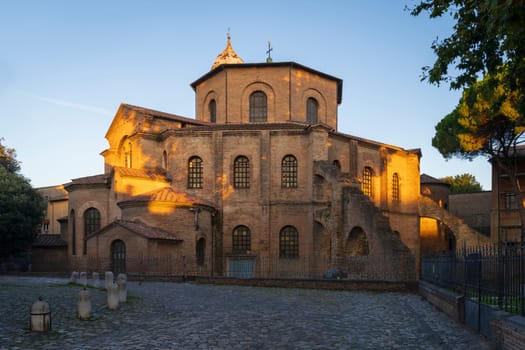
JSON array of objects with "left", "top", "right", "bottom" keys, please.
[{"left": 27, "top": 93, "right": 113, "bottom": 116}]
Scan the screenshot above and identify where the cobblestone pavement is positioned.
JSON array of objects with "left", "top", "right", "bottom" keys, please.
[{"left": 0, "top": 276, "right": 492, "bottom": 350}]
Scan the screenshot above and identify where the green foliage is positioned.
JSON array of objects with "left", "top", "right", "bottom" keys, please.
[
  {"left": 440, "top": 173, "right": 483, "bottom": 194},
  {"left": 0, "top": 140, "right": 45, "bottom": 261},
  {"left": 432, "top": 71, "right": 525, "bottom": 161},
  {"left": 410, "top": 0, "right": 525, "bottom": 94},
  {"left": 0, "top": 138, "right": 21, "bottom": 173}
]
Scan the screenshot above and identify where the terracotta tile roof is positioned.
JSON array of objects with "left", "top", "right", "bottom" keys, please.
[
  {"left": 99, "top": 220, "right": 181, "bottom": 242},
  {"left": 120, "top": 103, "right": 206, "bottom": 126},
  {"left": 172, "top": 122, "right": 310, "bottom": 133},
  {"left": 420, "top": 173, "right": 450, "bottom": 186},
  {"left": 68, "top": 174, "right": 110, "bottom": 185},
  {"left": 32, "top": 234, "right": 68, "bottom": 248},
  {"left": 113, "top": 167, "right": 169, "bottom": 180},
  {"left": 123, "top": 187, "right": 214, "bottom": 208}
]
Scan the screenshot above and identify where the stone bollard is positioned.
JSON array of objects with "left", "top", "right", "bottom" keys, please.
[
  {"left": 69, "top": 271, "right": 79, "bottom": 284},
  {"left": 77, "top": 288, "right": 91, "bottom": 320},
  {"left": 117, "top": 273, "right": 127, "bottom": 285},
  {"left": 79, "top": 272, "right": 87, "bottom": 287},
  {"left": 107, "top": 283, "right": 119, "bottom": 310},
  {"left": 105, "top": 271, "right": 114, "bottom": 290},
  {"left": 118, "top": 280, "right": 127, "bottom": 303},
  {"left": 30, "top": 297, "right": 51, "bottom": 332},
  {"left": 92, "top": 272, "right": 100, "bottom": 288}
]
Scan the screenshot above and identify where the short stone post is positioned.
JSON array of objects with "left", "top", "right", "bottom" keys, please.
[
  {"left": 30, "top": 297, "right": 51, "bottom": 332},
  {"left": 92, "top": 272, "right": 100, "bottom": 288},
  {"left": 105, "top": 271, "right": 114, "bottom": 290},
  {"left": 117, "top": 273, "right": 127, "bottom": 284},
  {"left": 107, "top": 283, "right": 119, "bottom": 310},
  {"left": 69, "top": 271, "right": 79, "bottom": 284},
  {"left": 79, "top": 272, "right": 87, "bottom": 287},
  {"left": 118, "top": 280, "right": 127, "bottom": 303},
  {"left": 77, "top": 288, "right": 91, "bottom": 320}
]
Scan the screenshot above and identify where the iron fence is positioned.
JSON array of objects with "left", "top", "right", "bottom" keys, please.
[
  {"left": 68, "top": 253, "right": 416, "bottom": 282},
  {"left": 421, "top": 243, "right": 525, "bottom": 315}
]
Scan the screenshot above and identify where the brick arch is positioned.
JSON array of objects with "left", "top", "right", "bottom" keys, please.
[
  {"left": 240, "top": 82, "right": 275, "bottom": 123},
  {"left": 418, "top": 196, "right": 489, "bottom": 248},
  {"left": 202, "top": 90, "right": 219, "bottom": 122},
  {"left": 301, "top": 88, "right": 327, "bottom": 124},
  {"left": 344, "top": 226, "right": 370, "bottom": 256}
]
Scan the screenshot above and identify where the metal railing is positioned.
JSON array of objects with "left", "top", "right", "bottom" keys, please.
[
  {"left": 421, "top": 243, "right": 525, "bottom": 315},
  {"left": 67, "top": 253, "right": 416, "bottom": 282}
]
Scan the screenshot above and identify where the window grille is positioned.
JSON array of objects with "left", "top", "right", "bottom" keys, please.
[
  {"left": 234, "top": 156, "right": 250, "bottom": 188},
  {"left": 249, "top": 91, "right": 267, "bottom": 122},
  {"left": 188, "top": 156, "right": 203, "bottom": 189},
  {"left": 282, "top": 155, "right": 298, "bottom": 188},
  {"left": 233, "top": 226, "right": 251, "bottom": 254},
  {"left": 280, "top": 226, "right": 299, "bottom": 259}
]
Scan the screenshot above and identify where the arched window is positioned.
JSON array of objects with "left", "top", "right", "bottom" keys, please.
[
  {"left": 84, "top": 208, "right": 101, "bottom": 255},
  {"left": 233, "top": 156, "right": 250, "bottom": 188},
  {"left": 209, "top": 99, "right": 216, "bottom": 123},
  {"left": 70, "top": 210, "right": 76, "bottom": 256},
  {"left": 196, "top": 238, "right": 205, "bottom": 265},
  {"left": 249, "top": 91, "right": 267, "bottom": 122},
  {"left": 362, "top": 167, "right": 373, "bottom": 198},
  {"left": 392, "top": 173, "right": 400, "bottom": 203},
  {"left": 162, "top": 150, "right": 168, "bottom": 170},
  {"left": 279, "top": 226, "right": 299, "bottom": 259},
  {"left": 306, "top": 97, "right": 318, "bottom": 123},
  {"left": 111, "top": 240, "right": 126, "bottom": 275},
  {"left": 282, "top": 155, "right": 298, "bottom": 188},
  {"left": 232, "top": 225, "right": 251, "bottom": 254},
  {"left": 188, "top": 156, "right": 203, "bottom": 189}
]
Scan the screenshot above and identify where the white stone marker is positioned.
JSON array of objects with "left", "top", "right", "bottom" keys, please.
[
  {"left": 117, "top": 273, "right": 127, "bottom": 284},
  {"left": 105, "top": 271, "right": 114, "bottom": 290},
  {"left": 69, "top": 271, "right": 79, "bottom": 283},
  {"left": 107, "top": 283, "right": 120, "bottom": 310},
  {"left": 30, "top": 298, "right": 51, "bottom": 332},
  {"left": 77, "top": 288, "right": 91, "bottom": 320},
  {"left": 79, "top": 272, "right": 87, "bottom": 287},
  {"left": 92, "top": 272, "right": 100, "bottom": 288}
]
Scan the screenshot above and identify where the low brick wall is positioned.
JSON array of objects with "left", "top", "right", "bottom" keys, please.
[
  {"left": 492, "top": 315, "right": 525, "bottom": 350},
  {"left": 419, "top": 281, "right": 465, "bottom": 323},
  {"left": 185, "top": 276, "right": 418, "bottom": 292}
]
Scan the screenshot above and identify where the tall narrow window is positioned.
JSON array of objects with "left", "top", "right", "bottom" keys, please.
[
  {"left": 392, "top": 173, "right": 400, "bottom": 203},
  {"left": 362, "top": 167, "right": 373, "bottom": 198},
  {"left": 249, "top": 91, "right": 267, "bottom": 122},
  {"left": 209, "top": 99, "right": 217, "bottom": 123},
  {"left": 196, "top": 238, "right": 205, "bottom": 265},
  {"left": 84, "top": 208, "right": 101, "bottom": 255},
  {"left": 70, "top": 210, "right": 76, "bottom": 256},
  {"left": 232, "top": 225, "right": 251, "bottom": 254},
  {"left": 188, "top": 156, "right": 203, "bottom": 189},
  {"left": 233, "top": 156, "right": 250, "bottom": 188},
  {"left": 125, "top": 142, "right": 133, "bottom": 168},
  {"left": 282, "top": 155, "right": 298, "bottom": 188},
  {"left": 162, "top": 151, "right": 168, "bottom": 170},
  {"left": 306, "top": 97, "right": 318, "bottom": 123},
  {"left": 279, "top": 226, "right": 299, "bottom": 259}
]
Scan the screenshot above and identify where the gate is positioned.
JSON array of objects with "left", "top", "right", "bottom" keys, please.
[{"left": 228, "top": 258, "right": 254, "bottom": 278}]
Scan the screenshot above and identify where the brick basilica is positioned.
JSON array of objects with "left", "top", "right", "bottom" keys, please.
[{"left": 35, "top": 37, "right": 428, "bottom": 279}]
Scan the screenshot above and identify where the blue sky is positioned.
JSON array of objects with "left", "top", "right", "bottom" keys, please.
[{"left": 0, "top": 0, "right": 492, "bottom": 189}]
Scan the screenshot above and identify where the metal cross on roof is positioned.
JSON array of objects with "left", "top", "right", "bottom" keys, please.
[{"left": 266, "top": 41, "right": 273, "bottom": 63}]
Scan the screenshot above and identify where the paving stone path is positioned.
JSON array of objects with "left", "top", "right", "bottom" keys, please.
[{"left": 0, "top": 276, "right": 492, "bottom": 349}]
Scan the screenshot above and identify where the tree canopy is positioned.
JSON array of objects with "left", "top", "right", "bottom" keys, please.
[
  {"left": 440, "top": 173, "right": 483, "bottom": 194},
  {"left": 412, "top": 0, "right": 525, "bottom": 241},
  {"left": 410, "top": 0, "right": 525, "bottom": 95},
  {"left": 0, "top": 138, "right": 45, "bottom": 267}
]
